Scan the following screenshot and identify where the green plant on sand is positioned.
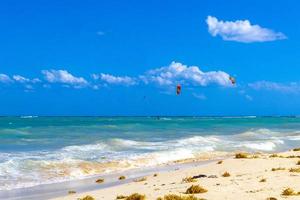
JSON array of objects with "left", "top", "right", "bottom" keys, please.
[{"left": 185, "top": 185, "right": 208, "bottom": 194}]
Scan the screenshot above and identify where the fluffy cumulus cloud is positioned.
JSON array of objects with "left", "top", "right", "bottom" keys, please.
[
  {"left": 249, "top": 81, "right": 300, "bottom": 93},
  {"left": 0, "top": 74, "right": 12, "bottom": 83},
  {"left": 206, "top": 16, "right": 286, "bottom": 43},
  {"left": 42, "top": 70, "right": 88, "bottom": 87},
  {"left": 92, "top": 73, "right": 137, "bottom": 86},
  {"left": 140, "top": 62, "right": 232, "bottom": 87}
]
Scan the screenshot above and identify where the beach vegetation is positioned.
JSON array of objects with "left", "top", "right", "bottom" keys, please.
[
  {"left": 222, "top": 171, "right": 231, "bottom": 177},
  {"left": 289, "top": 167, "right": 300, "bottom": 172},
  {"left": 157, "top": 194, "right": 206, "bottom": 200},
  {"left": 281, "top": 188, "right": 300, "bottom": 196},
  {"left": 266, "top": 198, "right": 277, "bottom": 200},
  {"left": 293, "top": 148, "right": 300, "bottom": 151},
  {"left": 259, "top": 178, "right": 266, "bottom": 182},
  {"left": 116, "top": 195, "right": 128, "bottom": 199},
  {"left": 217, "top": 160, "right": 223, "bottom": 164},
  {"left": 271, "top": 167, "right": 285, "bottom": 171},
  {"left": 68, "top": 190, "right": 76, "bottom": 194},
  {"left": 134, "top": 177, "right": 147, "bottom": 182},
  {"left": 95, "top": 178, "right": 104, "bottom": 183},
  {"left": 252, "top": 154, "right": 260, "bottom": 158},
  {"left": 79, "top": 195, "right": 95, "bottom": 200},
  {"left": 235, "top": 153, "right": 249, "bottom": 159},
  {"left": 297, "top": 160, "right": 300, "bottom": 165},
  {"left": 182, "top": 176, "right": 197, "bottom": 183},
  {"left": 119, "top": 175, "right": 126, "bottom": 180},
  {"left": 269, "top": 154, "right": 278, "bottom": 158},
  {"left": 185, "top": 185, "right": 208, "bottom": 194},
  {"left": 125, "top": 193, "right": 146, "bottom": 200},
  {"left": 153, "top": 173, "right": 158, "bottom": 177}
]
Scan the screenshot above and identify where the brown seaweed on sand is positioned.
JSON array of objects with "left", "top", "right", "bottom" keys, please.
[{"left": 185, "top": 185, "right": 208, "bottom": 194}]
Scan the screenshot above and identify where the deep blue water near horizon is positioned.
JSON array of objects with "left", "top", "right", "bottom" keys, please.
[{"left": 0, "top": 116, "right": 300, "bottom": 190}]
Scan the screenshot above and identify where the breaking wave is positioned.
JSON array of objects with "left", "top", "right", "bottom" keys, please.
[{"left": 0, "top": 128, "right": 299, "bottom": 190}]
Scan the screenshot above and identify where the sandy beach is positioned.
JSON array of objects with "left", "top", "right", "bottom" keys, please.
[{"left": 49, "top": 149, "right": 300, "bottom": 200}]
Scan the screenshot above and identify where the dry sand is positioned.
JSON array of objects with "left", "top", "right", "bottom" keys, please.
[{"left": 50, "top": 150, "right": 300, "bottom": 200}]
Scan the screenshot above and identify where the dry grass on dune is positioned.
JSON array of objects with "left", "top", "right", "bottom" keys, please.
[
  {"left": 269, "top": 154, "right": 278, "bottom": 158},
  {"left": 293, "top": 147, "right": 300, "bottom": 151},
  {"left": 182, "top": 177, "right": 197, "bottom": 183},
  {"left": 79, "top": 195, "right": 95, "bottom": 200},
  {"left": 281, "top": 188, "right": 300, "bottom": 196},
  {"left": 259, "top": 178, "right": 266, "bottom": 182},
  {"left": 266, "top": 197, "right": 277, "bottom": 200},
  {"left": 125, "top": 193, "right": 146, "bottom": 200},
  {"left": 116, "top": 195, "right": 128, "bottom": 199},
  {"left": 297, "top": 160, "right": 300, "bottom": 165},
  {"left": 119, "top": 176, "right": 126, "bottom": 180},
  {"left": 289, "top": 168, "right": 300, "bottom": 173},
  {"left": 235, "top": 153, "right": 249, "bottom": 159},
  {"left": 271, "top": 167, "right": 285, "bottom": 171},
  {"left": 185, "top": 185, "right": 208, "bottom": 194},
  {"left": 222, "top": 171, "right": 230, "bottom": 177},
  {"left": 157, "top": 194, "right": 206, "bottom": 200}
]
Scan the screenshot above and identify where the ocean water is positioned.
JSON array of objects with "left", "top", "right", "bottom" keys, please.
[{"left": 0, "top": 116, "right": 300, "bottom": 190}]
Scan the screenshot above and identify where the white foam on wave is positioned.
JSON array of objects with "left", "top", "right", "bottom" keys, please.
[{"left": 1, "top": 128, "right": 300, "bottom": 190}]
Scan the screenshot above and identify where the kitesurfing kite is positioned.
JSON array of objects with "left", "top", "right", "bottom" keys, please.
[
  {"left": 229, "top": 76, "right": 236, "bottom": 85},
  {"left": 176, "top": 84, "right": 181, "bottom": 95}
]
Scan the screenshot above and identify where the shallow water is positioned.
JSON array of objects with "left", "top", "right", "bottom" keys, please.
[{"left": 0, "top": 116, "right": 300, "bottom": 190}]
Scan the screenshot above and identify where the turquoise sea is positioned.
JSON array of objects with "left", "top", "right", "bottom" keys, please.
[{"left": 1, "top": 116, "right": 300, "bottom": 190}]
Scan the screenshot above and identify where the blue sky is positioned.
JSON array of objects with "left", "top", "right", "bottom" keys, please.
[{"left": 0, "top": 0, "right": 300, "bottom": 116}]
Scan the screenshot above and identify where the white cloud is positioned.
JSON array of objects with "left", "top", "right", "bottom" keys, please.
[
  {"left": 206, "top": 16, "right": 286, "bottom": 43},
  {"left": 249, "top": 81, "right": 300, "bottom": 93},
  {"left": 140, "top": 62, "right": 232, "bottom": 87},
  {"left": 93, "top": 73, "right": 137, "bottom": 86},
  {"left": 42, "top": 70, "right": 88, "bottom": 87},
  {"left": 13, "top": 75, "right": 41, "bottom": 83},
  {"left": 0, "top": 74, "right": 12, "bottom": 83}
]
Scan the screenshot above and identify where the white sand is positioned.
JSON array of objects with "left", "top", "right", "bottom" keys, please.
[{"left": 51, "top": 150, "right": 300, "bottom": 200}]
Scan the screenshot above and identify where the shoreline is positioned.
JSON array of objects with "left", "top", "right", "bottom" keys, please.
[{"left": 0, "top": 157, "right": 223, "bottom": 200}]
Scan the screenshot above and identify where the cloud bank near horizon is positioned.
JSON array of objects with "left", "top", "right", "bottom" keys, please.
[{"left": 0, "top": 62, "right": 234, "bottom": 92}]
